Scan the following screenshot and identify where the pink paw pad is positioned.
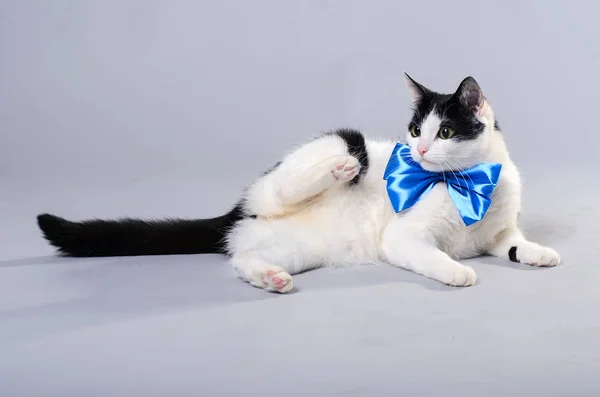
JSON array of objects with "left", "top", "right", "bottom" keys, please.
[
  {"left": 331, "top": 156, "right": 360, "bottom": 181},
  {"left": 263, "top": 268, "right": 292, "bottom": 293}
]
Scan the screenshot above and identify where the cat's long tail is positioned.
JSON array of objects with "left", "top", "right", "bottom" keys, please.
[{"left": 36, "top": 206, "right": 244, "bottom": 257}]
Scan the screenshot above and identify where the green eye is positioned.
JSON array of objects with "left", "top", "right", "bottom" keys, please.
[
  {"left": 410, "top": 125, "right": 421, "bottom": 138},
  {"left": 438, "top": 127, "right": 455, "bottom": 140}
]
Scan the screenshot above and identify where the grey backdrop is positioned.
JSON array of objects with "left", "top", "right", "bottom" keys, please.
[{"left": 1, "top": 1, "right": 599, "bottom": 396}]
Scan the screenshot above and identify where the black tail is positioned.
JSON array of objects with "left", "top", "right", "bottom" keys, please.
[{"left": 36, "top": 205, "right": 246, "bottom": 257}]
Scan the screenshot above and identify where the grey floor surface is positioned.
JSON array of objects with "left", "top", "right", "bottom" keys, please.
[
  {"left": 3, "top": 1, "right": 600, "bottom": 395},
  {"left": 1, "top": 167, "right": 599, "bottom": 396}
]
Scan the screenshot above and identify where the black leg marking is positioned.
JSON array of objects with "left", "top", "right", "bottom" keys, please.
[
  {"left": 327, "top": 128, "right": 369, "bottom": 185},
  {"left": 508, "top": 246, "right": 519, "bottom": 263}
]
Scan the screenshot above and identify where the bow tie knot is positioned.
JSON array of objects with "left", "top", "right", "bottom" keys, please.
[{"left": 383, "top": 143, "right": 502, "bottom": 226}]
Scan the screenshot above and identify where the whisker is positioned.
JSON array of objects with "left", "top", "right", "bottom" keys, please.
[
  {"left": 446, "top": 158, "right": 475, "bottom": 189},
  {"left": 440, "top": 160, "right": 450, "bottom": 184},
  {"left": 449, "top": 159, "right": 474, "bottom": 187},
  {"left": 439, "top": 158, "right": 463, "bottom": 186}
]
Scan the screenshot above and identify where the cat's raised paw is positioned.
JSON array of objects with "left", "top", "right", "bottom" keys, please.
[
  {"left": 448, "top": 265, "right": 477, "bottom": 287},
  {"left": 261, "top": 266, "right": 294, "bottom": 293},
  {"left": 331, "top": 156, "right": 360, "bottom": 181}
]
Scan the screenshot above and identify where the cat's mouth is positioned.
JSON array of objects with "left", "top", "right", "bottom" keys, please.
[
  {"left": 420, "top": 158, "right": 436, "bottom": 166},
  {"left": 412, "top": 153, "right": 435, "bottom": 165},
  {"left": 417, "top": 158, "right": 447, "bottom": 172},
  {"left": 411, "top": 151, "right": 451, "bottom": 172},
  {"left": 419, "top": 158, "right": 473, "bottom": 173}
]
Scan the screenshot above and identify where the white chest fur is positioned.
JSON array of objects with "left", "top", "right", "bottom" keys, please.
[{"left": 422, "top": 170, "right": 521, "bottom": 260}]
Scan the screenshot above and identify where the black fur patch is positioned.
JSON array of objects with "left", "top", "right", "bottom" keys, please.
[
  {"left": 328, "top": 128, "right": 369, "bottom": 185},
  {"left": 407, "top": 76, "right": 487, "bottom": 142},
  {"left": 36, "top": 202, "right": 247, "bottom": 257},
  {"left": 494, "top": 120, "right": 500, "bottom": 131},
  {"left": 409, "top": 92, "right": 485, "bottom": 142},
  {"left": 508, "top": 246, "right": 519, "bottom": 263}
]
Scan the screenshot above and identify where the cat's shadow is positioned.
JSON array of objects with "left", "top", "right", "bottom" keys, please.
[
  {"left": 291, "top": 264, "right": 458, "bottom": 293},
  {"left": 291, "top": 252, "right": 558, "bottom": 294},
  {"left": 464, "top": 255, "right": 547, "bottom": 271},
  {"left": 0, "top": 255, "right": 72, "bottom": 268}
]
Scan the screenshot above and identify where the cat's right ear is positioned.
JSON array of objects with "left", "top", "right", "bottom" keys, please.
[
  {"left": 403, "top": 72, "right": 430, "bottom": 104},
  {"left": 454, "top": 76, "right": 485, "bottom": 116}
]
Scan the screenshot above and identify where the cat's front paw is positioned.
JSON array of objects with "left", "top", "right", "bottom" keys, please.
[
  {"left": 513, "top": 244, "right": 561, "bottom": 267},
  {"left": 331, "top": 156, "right": 360, "bottom": 181},
  {"left": 448, "top": 264, "right": 478, "bottom": 287}
]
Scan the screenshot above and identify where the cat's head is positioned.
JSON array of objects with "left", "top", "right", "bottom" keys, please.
[{"left": 403, "top": 73, "right": 497, "bottom": 172}]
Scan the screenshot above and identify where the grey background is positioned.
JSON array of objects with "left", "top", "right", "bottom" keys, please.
[{"left": 1, "top": 1, "right": 599, "bottom": 396}]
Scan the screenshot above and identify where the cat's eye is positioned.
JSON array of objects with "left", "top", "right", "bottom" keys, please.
[
  {"left": 438, "top": 127, "right": 455, "bottom": 140},
  {"left": 410, "top": 125, "right": 421, "bottom": 138}
]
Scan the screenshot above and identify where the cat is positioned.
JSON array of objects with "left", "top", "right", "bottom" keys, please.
[{"left": 36, "top": 73, "right": 561, "bottom": 293}]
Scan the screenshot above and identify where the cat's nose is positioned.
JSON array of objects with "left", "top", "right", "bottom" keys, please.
[{"left": 417, "top": 145, "right": 429, "bottom": 156}]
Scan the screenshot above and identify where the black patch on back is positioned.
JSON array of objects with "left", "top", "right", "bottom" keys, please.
[
  {"left": 494, "top": 120, "right": 500, "bottom": 131},
  {"left": 408, "top": 92, "right": 485, "bottom": 142},
  {"left": 508, "top": 246, "right": 519, "bottom": 263},
  {"left": 327, "top": 128, "right": 369, "bottom": 185}
]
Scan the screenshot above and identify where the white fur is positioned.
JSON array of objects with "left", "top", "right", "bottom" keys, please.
[{"left": 226, "top": 102, "right": 561, "bottom": 293}]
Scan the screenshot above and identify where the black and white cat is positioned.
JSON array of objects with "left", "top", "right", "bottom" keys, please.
[{"left": 36, "top": 74, "right": 561, "bottom": 293}]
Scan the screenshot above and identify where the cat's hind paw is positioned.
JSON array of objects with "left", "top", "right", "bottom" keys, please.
[{"left": 250, "top": 265, "right": 294, "bottom": 293}]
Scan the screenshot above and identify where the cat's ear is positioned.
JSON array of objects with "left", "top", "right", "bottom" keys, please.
[
  {"left": 454, "top": 76, "right": 485, "bottom": 116},
  {"left": 403, "top": 72, "right": 430, "bottom": 104}
]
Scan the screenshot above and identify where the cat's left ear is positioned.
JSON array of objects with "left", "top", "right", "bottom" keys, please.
[
  {"left": 403, "top": 72, "right": 431, "bottom": 104},
  {"left": 454, "top": 76, "right": 485, "bottom": 116}
]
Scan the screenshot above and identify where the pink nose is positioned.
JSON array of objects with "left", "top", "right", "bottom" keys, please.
[{"left": 417, "top": 146, "right": 428, "bottom": 156}]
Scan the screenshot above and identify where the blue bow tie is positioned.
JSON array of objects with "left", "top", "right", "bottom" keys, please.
[{"left": 383, "top": 143, "right": 502, "bottom": 226}]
